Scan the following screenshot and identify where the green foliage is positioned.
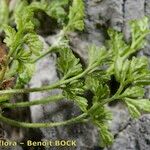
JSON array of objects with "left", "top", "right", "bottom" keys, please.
[
  {"left": 4, "top": 25, "right": 17, "bottom": 48},
  {"left": 14, "top": 1, "right": 33, "bottom": 31},
  {"left": 126, "top": 98, "right": 150, "bottom": 113},
  {"left": 57, "top": 48, "right": 83, "bottom": 79},
  {"left": 45, "top": 0, "right": 69, "bottom": 23},
  {"left": 110, "top": 25, "right": 150, "bottom": 120},
  {"left": 0, "top": 0, "right": 150, "bottom": 148},
  {"left": 89, "top": 105, "right": 113, "bottom": 147},
  {"left": 63, "top": 79, "right": 84, "bottom": 98},
  {"left": 66, "top": 0, "right": 85, "bottom": 31},
  {"left": 125, "top": 100, "right": 141, "bottom": 118},
  {"left": 0, "top": 0, "right": 9, "bottom": 32},
  {"left": 0, "top": 94, "right": 10, "bottom": 103},
  {"left": 75, "top": 96, "right": 88, "bottom": 112},
  {"left": 16, "top": 63, "right": 35, "bottom": 88},
  {"left": 62, "top": 78, "right": 87, "bottom": 112},
  {"left": 125, "top": 98, "right": 150, "bottom": 118},
  {"left": 2, "top": 1, "right": 45, "bottom": 88},
  {"left": 107, "top": 17, "right": 150, "bottom": 61},
  {"left": 98, "top": 123, "right": 114, "bottom": 147},
  {"left": 114, "top": 56, "right": 150, "bottom": 85},
  {"left": 107, "top": 29, "right": 129, "bottom": 56},
  {"left": 85, "top": 73, "right": 110, "bottom": 103},
  {"left": 130, "top": 17, "right": 149, "bottom": 50},
  {"left": 129, "top": 57, "right": 150, "bottom": 85},
  {"left": 88, "top": 45, "right": 110, "bottom": 68},
  {"left": 23, "top": 33, "right": 42, "bottom": 57},
  {"left": 121, "top": 86, "right": 145, "bottom": 98},
  {"left": 114, "top": 57, "right": 129, "bottom": 83}
]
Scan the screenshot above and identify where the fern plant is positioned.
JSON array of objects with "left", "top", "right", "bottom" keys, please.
[{"left": 0, "top": 0, "right": 150, "bottom": 147}]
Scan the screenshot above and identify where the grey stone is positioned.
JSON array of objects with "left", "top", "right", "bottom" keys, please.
[
  {"left": 106, "top": 115, "right": 150, "bottom": 150},
  {"left": 123, "top": 0, "right": 145, "bottom": 40},
  {"left": 108, "top": 104, "right": 130, "bottom": 135}
]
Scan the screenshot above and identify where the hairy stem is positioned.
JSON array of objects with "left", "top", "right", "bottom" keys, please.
[
  {"left": 0, "top": 30, "right": 24, "bottom": 84},
  {"left": 32, "top": 30, "right": 66, "bottom": 63},
  {"left": 32, "top": 45, "right": 57, "bottom": 63},
  {"left": 0, "top": 113, "right": 87, "bottom": 128},
  {"left": 1, "top": 94, "right": 64, "bottom": 109},
  {"left": 0, "top": 66, "right": 92, "bottom": 95},
  {"left": 107, "top": 32, "right": 150, "bottom": 76},
  {"left": 88, "top": 84, "right": 124, "bottom": 114},
  {"left": 102, "top": 83, "right": 124, "bottom": 105},
  {"left": 0, "top": 80, "right": 63, "bottom": 95}
]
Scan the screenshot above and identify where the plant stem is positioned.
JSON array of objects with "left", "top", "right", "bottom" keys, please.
[
  {"left": 1, "top": 94, "right": 64, "bottom": 109},
  {"left": 0, "top": 66, "right": 92, "bottom": 95},
  {"left": 88, "top": 84, "right": 124, "bottom": 114},
  {"left": 32, "top": 45, "right": 57, "bottom": 63},
  {"left": 0, "top": 80, "right": 64, "bottom": 95},
  {"left": 102, "top": 83, "right": 124, "bottom": 105},
  {"left": 122, "top": 32, "right": 150, "bottom": 59},
  {"left": 0, "top": 113, "right": 87, "bottom": 128},
  {"left": 0, "top": 30, "right": 24, "bottom": 84},
  {"left": 32, "top": 30, "right": 66, "bottom": 63},
  {"left": 107, "top": 32, "right": 150, "bottom": 76}
]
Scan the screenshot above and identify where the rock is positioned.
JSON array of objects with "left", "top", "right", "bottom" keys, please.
[
  {"left": 29, "top": 53, "right": 59, "bottom": 122},
  {"left": 123, "top": 0, "right": 145, "bottom": 40},
  {"left": 108, "top": 104, "right": 130, "bottom": 135},
  {"left": 69, "top": 0, "right": 124, "bottom": 62},
  {"left": 105, "top": 115, "right": 150, "bottom": 150},
  {"left": 86, "top": 0, "right": 123, "bottom": 31}
]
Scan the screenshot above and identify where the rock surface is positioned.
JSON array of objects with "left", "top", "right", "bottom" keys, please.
[
  {"left": 105, "top": 115, "right": 150, "bottom": 150},
  {"left": 29, "top": 0, "right": 150, "bottom": 150}
]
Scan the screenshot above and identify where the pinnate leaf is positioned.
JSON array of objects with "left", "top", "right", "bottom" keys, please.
[{"left": 57, "top": 48, "right": 82, "bottom": 79}]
